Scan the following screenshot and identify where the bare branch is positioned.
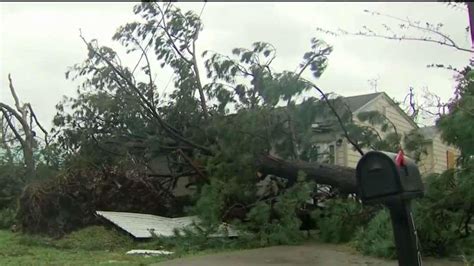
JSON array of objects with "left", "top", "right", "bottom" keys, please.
[
  {"left": 26, "top": 104, "right": 49, "bottom": 146},
  {"left": 0, "top": 103, "right": 29, "bottom": 137},
  {"left": 0, "top": 116, "right": 14, "bottom": 162},
  {"left": 177, "top": 149, "right": 206, "bottom": 179},
  {"left": 8, "top": 74, "right": 23, "bottom": 112},
  {"left": 318, "top": 10, "right": 474, "bottom": 53},
  {"left": 0, "top": 108, "right": 25, "bottom": 148},
  {"left": 191, "top": 35, "right": 209, "bottom": 120}
]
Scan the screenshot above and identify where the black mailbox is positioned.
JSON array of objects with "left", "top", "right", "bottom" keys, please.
[{"left": 356, "top": 151, "right": 423, "bottom": 204}]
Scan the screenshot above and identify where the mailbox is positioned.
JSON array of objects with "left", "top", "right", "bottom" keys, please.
[{"left": 356, "top": 151, "right": 423, "bottom": 204}]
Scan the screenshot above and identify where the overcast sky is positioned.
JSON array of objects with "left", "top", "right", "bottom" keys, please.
[{"left": 1, "top": 2, "right": 471, "bottom": 130}]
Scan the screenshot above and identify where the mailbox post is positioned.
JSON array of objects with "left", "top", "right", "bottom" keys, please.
[{"left": 356, "top": 151, "right": 423, "bottom": 266}]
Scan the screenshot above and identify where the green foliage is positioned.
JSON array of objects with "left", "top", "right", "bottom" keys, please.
[
  {"left": 194, "top": 171, "right": 315, "bottom": 247},
  {"left": 352, "top": 164, "right": 474, "bottom": 258},
  {"left": 40, "top": 1, "right": 436, "bottom": 256},
  {"left": 404, "top": 129, "right": 428, "bottom": 162},
  {"left": 416, "top": 66, "right": 474, "bottom": 256},
  {"left": 0, "top": 163, "right": 24, "bottom": 210},
  {"left": 353, "top": 110, "right": 402, "bottom": 152},
  {"left": 414, "top": 166, "right": 474, "bottom": 256},
  {"left": 438, "top": 67, "right": 474, "bottom": 161},
  {"left": 0, "top": 208, "right": 16, "bottom": 229},
  {"left": 149, "top": 226, "right": 248, "bottom": 254},
  {"left": 315, "top": 199, "right": 371, "bottom": 243},
  {"left": 54, "top": 226, "right": 133, "bottom": 251},
  {"left": 240, "top": 175, "right": 315, "bottom": 246},
  {"left": 353, "top": 209, "right": 396, "bottom": 259}
]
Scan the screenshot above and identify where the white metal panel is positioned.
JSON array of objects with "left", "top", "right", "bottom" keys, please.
[
  {"left": 96, "top": 211, "right": 238, "bottom": 239},
  {"left": 126, "top": 249, "right": 174, "bottom": 256},
  {"left": 96, "top": 211, "right": 197, "bottom": 238}
]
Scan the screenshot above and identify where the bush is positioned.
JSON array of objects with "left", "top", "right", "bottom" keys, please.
[
  {"left": 315, "top": 198, "right": 373, "bottom": 243},
  {"left": 413, "top": 169, "right": 474, "bottom": 256},
  {"left": 0, "top": 208, "right": 16, "bottom": 229},
  {"left": 353, "top": 209, "right": 396, "bottom": 259},
  {"left": 240, "top": 176, "right": 315, "bottom": 247},
  {"left": 0, "top": 163, "right": 24, "bottom": 210},
  {"left": 54, "top": 226, "right": 133, "bottom": 251},
  {"left": 193, "top": 168, "right": 315, "bottom": 248}
]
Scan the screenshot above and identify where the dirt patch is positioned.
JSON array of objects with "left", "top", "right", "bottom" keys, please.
[{"left": 156, "top": 243, "right": 464, "bottom": 266}]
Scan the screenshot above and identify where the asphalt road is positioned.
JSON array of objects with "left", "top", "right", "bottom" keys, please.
[{"left": 156, "top": 243, "right": 464, "bottom": 266}]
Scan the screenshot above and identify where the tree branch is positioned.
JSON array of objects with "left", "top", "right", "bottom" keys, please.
[
  {"left": 191, "top": 36, "right": 209, "bottom": 120},
  {"left": 79, "top": 32, "right": 213, "bottom": 156},
  {"left": 318, "top": 10, "right": 474, "bottom": 53},
  {"left": 306, "top": 82, "right": 365, "bottom": 156},
  {"left": 0, "top": 109, "right": 25, "bottom": 148},
  {"left": 131, "top": 37, "right": 156, "bottom": 107},
  {"left": 26, "top": 104, "right": 48, "bottom": 146},
  {"left": 155, "top": 4, "right": 193, "bottom": 65},
  {"left": 8, "top": 74, "right": 23, "bottom": 112}
]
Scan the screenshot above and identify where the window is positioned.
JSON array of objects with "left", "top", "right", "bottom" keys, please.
[
  {"left": 315, "top": 143, "right": 336, "bottom": 165},
  {"left": 329, "top": 144, "right": 335, "bottom": 164}
]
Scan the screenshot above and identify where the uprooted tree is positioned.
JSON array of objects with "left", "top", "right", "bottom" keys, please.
[{"left": 18, "top": 2, "right": 425, "bottom": 237}]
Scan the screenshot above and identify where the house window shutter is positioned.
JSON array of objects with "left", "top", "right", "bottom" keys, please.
[{"left": 446, "top": 150, "right": 455, "bottom": 169}]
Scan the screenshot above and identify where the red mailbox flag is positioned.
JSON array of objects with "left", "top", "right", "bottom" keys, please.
[{"left": 395, "top": 149, "right": 405, "bottom": 167}]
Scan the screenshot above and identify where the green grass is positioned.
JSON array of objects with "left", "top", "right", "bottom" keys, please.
[{"left": 0, "top": 227, "right": 175, "bottom": 266}]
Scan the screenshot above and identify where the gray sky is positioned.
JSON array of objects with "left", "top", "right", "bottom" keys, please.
[{"left": 1, "top": 2, "right": 471, "bottom": 130}]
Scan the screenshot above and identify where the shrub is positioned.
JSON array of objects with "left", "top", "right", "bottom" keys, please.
[
  {"left": 240, "top": 176, "right": 315, "bottom": 247},
  {"left": 353, "top": 209, "right": 396, "bottom": 259},
  {"left": 0, "top": 163, "right": 24, "bottom": 210},
  {"left": 54, "top": 226, "right": 133, "bottom": 251},
  {"left": 0, "top": 208, "right": 16, "bottom": 229},
  {"left": 315, "top": 198, "right": 373, "bottom": 243}
]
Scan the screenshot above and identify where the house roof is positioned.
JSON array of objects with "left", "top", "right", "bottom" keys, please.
[
  {"left": 342, "top": 92, "right": 383, "bottom": 112},
  {"left": 419, "top": 126, "right": 438, "bottom": 140},
  {"left": 342, "top": 91, "right": 419, "bottom": 129}
]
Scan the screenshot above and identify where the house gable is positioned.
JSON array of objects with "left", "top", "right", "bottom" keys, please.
[
  {"left": 354, "top": 92, "right": 418, "bottom": 129},
  {"left": 342, "top": 92, "right": 419, "bottom": 168}
]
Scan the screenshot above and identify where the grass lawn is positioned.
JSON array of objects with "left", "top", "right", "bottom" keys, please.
[{"left": 0, "top": 227, "right": 173, "bottom": 266}]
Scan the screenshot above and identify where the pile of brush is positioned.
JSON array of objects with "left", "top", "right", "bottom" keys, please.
[{"left": 17, "top": 164, "right": 189, "bottom": 237}]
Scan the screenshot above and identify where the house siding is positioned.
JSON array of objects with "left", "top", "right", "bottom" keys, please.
[
  {"left": 418, "top": 144, "right": 434, "bottom": 175},
  {"left": 316, "top": 92, "right": 460, "bottom": 177},
  {"left": 357, "top": 95, "right": 417, "bottom": 143},
  {"left": 430, "top": 134, "right": 459, "bottom": 174},
  {"left": 340, "top": 95, "right": 418, "bottom": 168}
]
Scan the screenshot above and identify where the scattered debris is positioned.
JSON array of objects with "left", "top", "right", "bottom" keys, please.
[
  {"left": 126, "top": 249, "right": 174, "bottom": 256},
  {"left": 96, "top": 211, "right": 239, "bottom": 239}
]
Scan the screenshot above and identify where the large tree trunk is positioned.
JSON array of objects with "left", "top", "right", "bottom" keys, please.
[
  {"left": 257, "top": 155, "right": 357, "bottom": 194},
  {"left": 23, "top": 135, "right": 35, "bottom": 180}
]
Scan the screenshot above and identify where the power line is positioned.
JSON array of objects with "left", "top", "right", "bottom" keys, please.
[{"left": 198, "top": 1, "right": 207, "bottom": 19}]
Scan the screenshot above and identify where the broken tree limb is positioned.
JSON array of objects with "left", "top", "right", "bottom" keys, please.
[{"left": 257, "top": 155, "right": 357, "bottom": 194}]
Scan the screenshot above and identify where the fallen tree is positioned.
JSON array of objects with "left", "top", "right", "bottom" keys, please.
[
  {"left": 257, "top": 155, "right": 356, "bottom": 193},
  {"left": 21, "top": 2, "right": 421, "bottom": 236}
]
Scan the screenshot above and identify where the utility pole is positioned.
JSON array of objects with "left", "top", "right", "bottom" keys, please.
[{"left": 468, "top": 2, "right": 474, "bottom": 48}]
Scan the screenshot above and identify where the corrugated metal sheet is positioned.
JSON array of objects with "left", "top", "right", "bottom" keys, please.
[{"left": 96, "top": 211, "right": 238, "bottom": 239}]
